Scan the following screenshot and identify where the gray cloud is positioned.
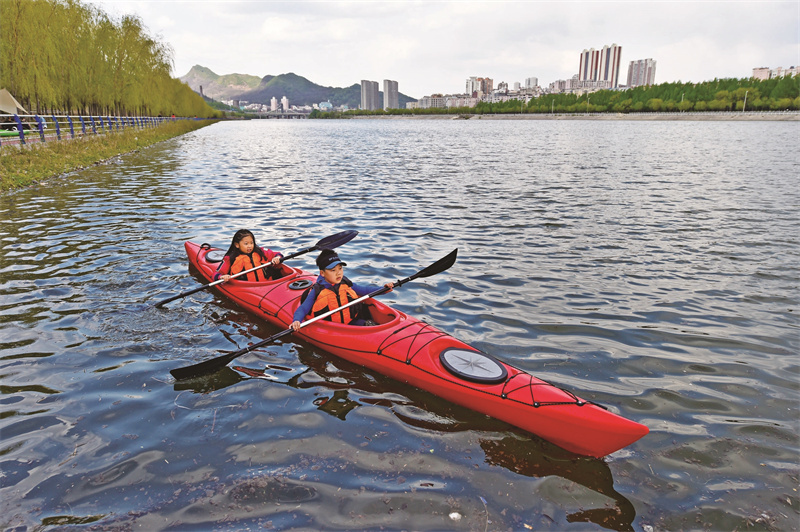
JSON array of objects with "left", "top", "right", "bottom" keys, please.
[{"left": 95, "top": 0, "right": 799, "bottom": 97}]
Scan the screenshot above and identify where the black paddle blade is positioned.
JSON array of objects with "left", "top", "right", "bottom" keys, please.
[
  {"left": 418, "top": 249, "right": 458, "bottom": 278},
  {"left": 170, "top": 328, "right": 293, "bottom": 381},
  {"left": 277, "top": 230, "right": 359, "bottom": 263},
  {"left": 170, "top": 352, "right": 240, "bottom": 381},
  {"left": 391, "top": 249, "right": 457, "bottom": 289},
  {"left": 403, "top": 248, "right": 458, "bottom": 284},
  {"left": 316, "top": 229, "right": 358, "bottom": 250}
]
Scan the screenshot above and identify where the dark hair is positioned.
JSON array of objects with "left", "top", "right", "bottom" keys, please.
[{"left": 224, "top": 229, "right": 267, "bottom": 261}]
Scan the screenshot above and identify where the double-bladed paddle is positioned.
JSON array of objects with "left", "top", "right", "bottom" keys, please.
[
  {"left": 169, "top": 248, "right": 458, "bottom": 381},
  {"left": 153, "top": 230, "right": 358, "bottom": 308}
]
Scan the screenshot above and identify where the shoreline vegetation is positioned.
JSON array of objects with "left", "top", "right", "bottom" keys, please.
[
  {"left": 0, "top": 120, "right": 218, "bottom": 192},
  {"left": 345, "top": 111, "right": 799, "bottom": 121},
  {"left": 311, "top": 76, "right": 800, "bottom": 119}
]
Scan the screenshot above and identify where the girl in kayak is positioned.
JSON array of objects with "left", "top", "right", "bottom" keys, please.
[
  {"left": 214, "top": 229, "right": 283, "bottom": 282},
  {"left": 291, "top": 249, "right": 393, "bottom": 329}
]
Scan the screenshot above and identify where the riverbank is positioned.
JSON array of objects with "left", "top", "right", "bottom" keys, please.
[
  {"left": 0, "top": 119, "right": 219, "bottom": 192},
  {"left": 351, "top": 111, "right": 800, "bottom": 121}
]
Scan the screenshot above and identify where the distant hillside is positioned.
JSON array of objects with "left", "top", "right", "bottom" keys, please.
[
  {"left": 179, "top": 65, "right": 416, "bottom": 108},
  {"left": 180, "top": 65, "right": 262, "bottom": 101},
  {"left": 245, "top": 72, "right": 365, "bottom": 109}
]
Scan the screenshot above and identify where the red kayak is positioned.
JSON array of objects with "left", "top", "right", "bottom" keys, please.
[{"left": 183, "top": 241, "right": 648, "bottom": 457}]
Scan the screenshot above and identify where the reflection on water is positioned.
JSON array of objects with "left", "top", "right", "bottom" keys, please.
[
  {"left": 215, "top": 360, "right": 638, "bottom": 531},
  {"left": 1, "top": 119, "right": 798, "bottom": 530}
]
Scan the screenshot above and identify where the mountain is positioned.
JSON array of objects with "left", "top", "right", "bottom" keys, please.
[
  {"left": 180, "top": 65, "right": 262, "bottom": 101},
  {"left": 179, "top": 65, "right": 416, "bottom": 109}
]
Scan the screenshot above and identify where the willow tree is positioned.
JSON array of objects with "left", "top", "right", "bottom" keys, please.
[
  {"left": 1, "top": 0, "right": 218, "bottom": 117},
  {"left": 51, "top": 0, "right": 93, "bottom": 114},
  {"left": 1, "top": 0, "right": 39, "bottom": 110}
]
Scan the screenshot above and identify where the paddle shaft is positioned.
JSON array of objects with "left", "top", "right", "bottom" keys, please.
[
  {"left": 153, "top": 230, "right": 357, "bottom": 308},
  {"left": 170, "top": 288, "right": 387, "bottom": 380},
  {"left": 169, "top": 248, "right": 458, "bottom": 380},
  {"left": 154, "top": 259, "right": 280, "bottom": 307}
]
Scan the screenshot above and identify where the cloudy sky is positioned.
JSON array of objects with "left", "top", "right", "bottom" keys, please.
[{"left": 93, "top": 0, "right": 799, "bottom": 98}]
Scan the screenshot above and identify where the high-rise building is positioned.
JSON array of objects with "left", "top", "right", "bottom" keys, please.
[
  {"left": 281, "top": 96, "right": 289, "bottom": 111},
  {"left": 383, "top": 80, "right": 399, "bottom": 110},
  {"left": 524, "top": 77, "right": 538, "bottom": 89},
  {"left": 466, "top": 76, "right": 493, "bottom": 97},
  {"left": 466, "top": 77, "right": 478, "bottom": 96},
  {"left": 579, "top": 49, "right": 600, "bottom": 82},
  {"left": 270, "top": 97, "right": 278, "bottom": 112},
  {"left": 579, "top": 44, "right": 622, "bottom": 88},
  {"left": 361, "top": 80, "right": 379, "bottom": 110},
  {"left": 627, "top": 58, "right": 657, "bottom": 87},
  {"left": 599, "top": 44, "right": 622, "bottom": 88}
]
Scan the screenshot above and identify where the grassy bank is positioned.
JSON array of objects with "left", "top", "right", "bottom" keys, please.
[{"left": 0, "top": 119, "right": 219, "bottom": 192}]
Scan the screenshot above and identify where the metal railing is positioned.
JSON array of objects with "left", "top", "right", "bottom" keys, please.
[{"left": 0, "top": 114, "right": 188, "bottom": 148}]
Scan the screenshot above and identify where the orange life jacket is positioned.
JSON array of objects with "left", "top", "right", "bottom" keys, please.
[
  {"left": 306, "top": 279, "right": 361, "bottom": 324},
  {"left": 230, "top": 252, "right": 267, "bottom": 282}
]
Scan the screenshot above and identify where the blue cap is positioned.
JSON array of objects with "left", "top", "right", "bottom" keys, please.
[{"left": 316, "top": 249, "right": 347, "bottom": 270}]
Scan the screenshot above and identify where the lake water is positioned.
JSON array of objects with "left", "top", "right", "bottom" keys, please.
[{"left": 1, "top": 118, "right": 798, "bottom": 531}]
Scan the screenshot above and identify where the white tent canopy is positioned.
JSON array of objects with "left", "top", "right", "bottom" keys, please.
[{"left": 0, "top": 88, "right": 27, "bottom": 115}]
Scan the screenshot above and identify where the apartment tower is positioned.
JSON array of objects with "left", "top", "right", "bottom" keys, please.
[
  {"left": 383, "top": 80, "right": 399, "bottom": 110},
  {"left": 579, "top": 44, "right": 622, "bottom": 88},
  {"left": 627, "top": 59, "right": 657, "bottom": 87},
  {"left": 361, "top": 80, "right": 380, "bottom": 111}
]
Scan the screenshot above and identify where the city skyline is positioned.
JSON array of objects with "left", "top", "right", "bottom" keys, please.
[{"left": 93, "top": 1, "right": 798, "bottom": 98}]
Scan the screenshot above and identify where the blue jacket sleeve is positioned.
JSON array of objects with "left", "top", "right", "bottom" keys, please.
[
  {"left": 293, "top": 292, "right": 315, "bottom": 323},
  {"left": 351, "top": 282, "right": 380, "bottom": 297}
]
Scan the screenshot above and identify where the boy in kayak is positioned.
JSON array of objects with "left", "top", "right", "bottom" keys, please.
[
  {"left": 214, "top": 229, "right": 283, "bottom": 282},
  {"left": 290, "top": 249, "right": 393, "bottom": 330}
]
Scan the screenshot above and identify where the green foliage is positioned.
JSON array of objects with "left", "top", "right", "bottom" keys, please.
[
  {"left": 769, "top": 76, "right": 800, "bottom": 99},
  {"left": 339, "top": 77, "right": 798, "bottom": 118},
  {"left": 0, "top": 0, "right": 220, "bottom": 117},
  {"left": 1, "top": 119, "right": 219, "bottom": 190}
]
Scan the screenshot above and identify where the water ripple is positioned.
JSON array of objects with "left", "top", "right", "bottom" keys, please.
[{"left": 1, "top": 119, "right": 798, "bottom": 530}]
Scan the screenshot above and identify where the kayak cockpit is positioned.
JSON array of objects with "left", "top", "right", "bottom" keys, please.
[{"left": 361, "top": 299, "right": 404, "bottom": 326}]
